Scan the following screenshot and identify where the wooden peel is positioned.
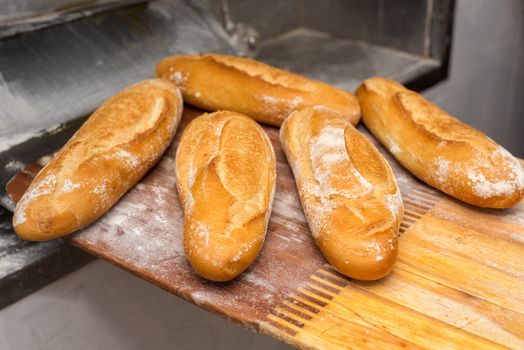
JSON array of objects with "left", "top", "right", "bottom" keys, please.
[{"left": 6, "top": 107, "right": 524, "bottom": 349}]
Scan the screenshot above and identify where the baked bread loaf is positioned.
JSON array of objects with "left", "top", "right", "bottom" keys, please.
[
  {"left": 13, "top": 79, "right": 183, "bottom": 240},
  {"left": 356, "top": 77, "right": 524, "bottom": 208},
  {"left": 156, "top": 53, "right": 361, "bottom": 126},
  {"left": 280, "top": 107, "right": 403, "bottom": 280},
  {"left": 175, "top": 110, "right": 276, "bottom": 281}
]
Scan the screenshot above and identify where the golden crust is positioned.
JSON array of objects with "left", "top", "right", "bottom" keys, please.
[
  {"left": 280, "top": 107, "right": 403, "bottom": 280},
  {"left": 175, "top": 111, "right": 276, "bottom": 281},
  {"left": 356, "top": 77, "right": 524, "bottom": 208},
  {"left": 13, "top": 79, "right": 183, "bottom": 240},
  {"left": 156, "top": 54, "right": 361, "bottom": 126}
]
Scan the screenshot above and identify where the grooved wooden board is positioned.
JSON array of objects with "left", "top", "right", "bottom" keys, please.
[{"left": 10, "top": 107, "right": 524, "bottom": 349}]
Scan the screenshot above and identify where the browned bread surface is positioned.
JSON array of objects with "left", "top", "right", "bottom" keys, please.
[
  {"left": 13, "top": 79, "right": 183, "bottom": 240},
  {"left": 356, "top": 77, "right": 524, "bottom": 208},
  {"left": 156, "top": 54, "right": 361, "bottom": 126},
  {"left": 175, "top": 110, "right": 276, "bottom": 281},
  {"left": 280, "top": 107, "right": 403, "bottom": 280}
]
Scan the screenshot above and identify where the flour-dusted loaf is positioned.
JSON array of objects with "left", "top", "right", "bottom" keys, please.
[
  {"left": 356, "top": 77, "right": 524, "bottom": 208},
  {"left": 156, "top": 54, "right": 361, "bottom": 126},
  {"left": 280, "top": 107, "right": 403, "bottom": 280},
  {"left": 13, "top": 79, "right": 183, "bottom": 240},
  {"left": 175, "top": 111, "right": 276, "bottom": 281}
]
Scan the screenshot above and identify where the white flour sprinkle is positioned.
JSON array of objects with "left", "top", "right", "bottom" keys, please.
[
  {"left": 92, "top": 182, "right": 106, "bottom": 194},
  {"left": 241, "top": 273, "right": 276, "bottom": 292},
  {"left": 191, "top": 291, "right": 209, "bottom": 306},
  {"left": 466, "top": 146, "right": 524, "bottom": 198},
  {"left": 126, "top": 202, "right": 149, "bottom": 212},
  {"left": 170, "top": 71, "right": 188, "bottom": 87},
  {"left": 362, "top": 241, "right": 382, "bottom": 256},
  {"left": 116, "top": 149, "right": 139, "bottom": 167},
  {"left": 257, "top": 95, "right": 303, "bottom": 115},
  {"left": 152, "top": 186, "right": 170, "bottom": 206},
  {"left": 61, "top": 179, "right": 81, "bottom": 192},
  {"left": 384, "top": 189, "right": 403, "bottom": 219},
  {"left": 495, "top": 147, "right": 524, "bottom": 188},
  {"left": 81, "top": 192, "right": 184, "bottom": 271},
  {"left": 309, "top": 126, "right": 371, "bottom": 197},
  {"left": 258, "top": 95, "right": 279, "bottom": 105},
  {"left": 272, "top": 192, "right": 306, "bottom": 224},
  {"left": 386, "top": 136, "right": 401, "bottom": 155},
  {"left": 312, "top": 126, "right": 345, "bottom": 149},
  {"left": 154, "top": 213, "right": 168, "bottom": 223},
  {"left": 467, "top": 170, "right": 516, "bottom": 198},
  {"left": 13, "top": 174, "right": 56, "bottom": 225},
  {"left": 390, "top": 144, "right": 400, "bottom": 154},
  {"left": 388, "top": 238, "right": 395, "bottom": 250},
  {"left": 436, "top": 158, "right": 450, "bottom": 185},
  {"left": 304, "top": 200, "right": 336, "bottom": 239},
  {"left": 318, "top": 152, "right": 345, "bottom": 164},
  {"left": 192, "top": 221, "right": 210, "bottom": 247},
  {"left": 230, "top": 241, "right": 258, "bottom": 264}
]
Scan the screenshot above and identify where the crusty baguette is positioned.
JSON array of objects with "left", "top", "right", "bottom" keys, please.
[
  {"left": 156, "top": 54, "right": 361, "bottom": 126},
  {"left": 280, "top": 107, "right": 403, "bottom": 280},
  {"left": 356, "top": 77, "right": 524, "bottom": 208},
  {"left": 175, "top": 110, "right": 276, "bottom": 281},
  {"left": 13, "top": 79, "right": 183, "bottom": 240}
]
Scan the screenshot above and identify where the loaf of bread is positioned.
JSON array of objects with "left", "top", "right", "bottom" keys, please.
[
  {"left": 13, "top": 79, "right": 183, "bottom": 240},
  {"left": 280, "top": 107, "right": 403, "bottom": 280},
  {"left": 356, "top": 77, "right": 524, "bottom": 208},
  {"left": 156, "top": 54, "right": 361, "bottom": 126},
  {"left": 175, "top": 110, "right": 276, "bottom": 281}
]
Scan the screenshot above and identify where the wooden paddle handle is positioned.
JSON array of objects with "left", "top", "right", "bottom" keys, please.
[{"left": 6, "top": 161, "right": 45, "bottom": 205}]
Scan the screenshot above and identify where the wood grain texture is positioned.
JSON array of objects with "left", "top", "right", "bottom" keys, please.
[{"left": 9, "top": 107, "right": 524, "bottom": 349}]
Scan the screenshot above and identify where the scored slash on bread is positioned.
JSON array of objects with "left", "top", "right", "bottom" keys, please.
[
  {"left": 13, "top": 79, "right": 184, "bottom": 240},
  {"left": 156, "top": 54, "right": 361, "bottom": 127},
  {"left": 356, "top": 77, "right": 524, "bottom": 208},
  {"left": 175, "top": 110, "right": 276, "bottom": 282},
  {"left": 280, "top": 107, "right": 403, "bottom": 281}
]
